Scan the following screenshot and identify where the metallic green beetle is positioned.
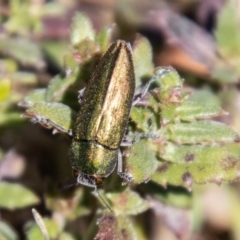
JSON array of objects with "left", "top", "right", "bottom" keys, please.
[{"left": 70, "top": 40, "right": 135, "bottom": 189}]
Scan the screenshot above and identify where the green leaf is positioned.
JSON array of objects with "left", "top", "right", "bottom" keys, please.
[
  {"left": 106, "top": 188, "right": 149, "bottom": 215},
  {"left": 11, "top": 72, "right": 38, "bottom": 85},
  {"left": 0, "top": 220, "right": 18, "bottom": 240},
  {"left": 155, "top": 67, "right": 183, "bottom": 91},
  {"left": 23, "top": 102, "right": 76, "bottom": 135},
  {"left": 95, "top": 214, "right": 137, "bottom": 240},
  {"left": 215, "top": 0, "right": 240, "bottom": 57},
  {"left": 63, "top": 52, "right": 78, "bottom": 75},
  {"left": 32, "top": 209, "right": 49, "bottom": 240},
  {"left": 130, "top": 107, "right": 156, "bottom": 132},
  {"left": 160, "top": 143, "right": 225, "bottom": 163},
  {"left": 163, "top": 120, "right": 240, "bottom": 144},
  {"left": 133, "top": 36, "right": 154, "bottom": 87},
  {"left": 187, "top": 89, "right": 220, "bottom": 105},
  {"left": 58, "top": 232, "right": 75, "bottom": 240},
  {"left": 0, "top": 59, "right": 18, "bottom": 73},
  {"left": 27, "top": 218, "right": 61, "bottom": 240},
  {"left": 18, "top": 89, "right": 47, "bottom": 107},
  {"left": 123, "top": 139, "right": 158, "bottom": 184},
  {"left": 0, "top": 111, "right": 23, "bottom": 125},
  {"left": 152, "top": 67, "right": 184, "bottom": 104},
  {"left": 96, "top": 25, "right": 115, "bottom": 53},
  {"left": 141, "top": 183, "right": 192, "bottom": 208},
  {"left": 70, "top": 13, "right": 95, "bottom": 47},
  {"left": 214, "top": 0, "right": 240, "bottom": 82},
  {"left": 0, "top": 182, "right": 39, "bottom": 210},
  {"left": 177, "top": 101, "right": 225, "bottom": 120},
  {"left": 212, "top": 61, "right": 240, "bottom": 83},
  {"left": 4, "top": 0, "right": 42, "bottom": 34},
  {"left": 152, "top": 145, "right": 240, "bottom": 189},
  {"left": 0, "top": 79, "right": 11, "bottom": 101},
  {"left": 75, "top": 39, "right": 98, "bottom": 62},
  {"left": 45, "top": 74, "right": 77, "bottom": 103},
  {"left": 0, "top": 36, "right": 45, "bottom": 69},
  {"left": 161, "top": 101, "right": 226, "bottom": 123},
  {"left": 42, "top": 41, "right": 68, "bottom": 69}
]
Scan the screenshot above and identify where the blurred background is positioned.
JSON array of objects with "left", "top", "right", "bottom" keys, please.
[{"left": 1, "top": 0, "right": 240, "bottom": 239}]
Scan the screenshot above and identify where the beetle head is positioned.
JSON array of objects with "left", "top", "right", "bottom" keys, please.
[{"left": 72, "top": 169, "right": 105, "bottom": 188}]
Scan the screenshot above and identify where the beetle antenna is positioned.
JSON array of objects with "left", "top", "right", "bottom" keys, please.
[
  {"left": 58, "top": 182, "right": 78, "bottom": 190},
  {"left": 95, "top": 187, "right": 113, "bottom": 212}
]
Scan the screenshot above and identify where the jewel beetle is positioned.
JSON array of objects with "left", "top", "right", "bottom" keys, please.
[{"left": 70, "top": 40, "right": 135, "bottom": 190}]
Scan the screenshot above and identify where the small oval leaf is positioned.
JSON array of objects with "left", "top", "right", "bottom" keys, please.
[
  {"left": 70, "top": 13, "right": 95, "bottom": 47},
  {"left": 124, "top": 139, "right": 158, "bottom": 184},
  {"left": 163, "top": 121, "right": 240, "bottom": 144},
  {"left": 106, "top": 188, "right": 149, "bottom": 216},
  {"left": 18, "top": 89, "right": 46, "bottom": 107},
  {"left": 0, "top": 220, "right": 18, "bottom": 240},
  {"left": 133, "top": 36, "right": 154, "bottom": 87},
  {"left": 0, "top": 182, "right": 39, "bottom": 210},
  {"left": 23, "top": 102, "right": 76, "bottom": 135},
  {"left": 152, "top": 146, "right": 240, "bottom": 189}
]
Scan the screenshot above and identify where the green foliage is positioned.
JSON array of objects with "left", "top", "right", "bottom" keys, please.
[
  {"left": 23, "top": 103, "right": 76, "bottom": 135},
  {"left": 0, "top": 182, "right": 39, "bottom": 210},
  {"left": 215, "top": 0, "right": 240, "bottom": 58},
  {"left": 132, "top": 36, "right": 154, "bottom": 87},
  {"left": 17, "top": 12, "right": 240, "bottom": 239},
  {"left": 0, "top": 36, "right": 45, "bottom": 69},
  {"left": 70, "top": 13, "right": 95, "bottom": 47},
  {"left": 0, "top": 221, "right": 18, "bottom": 240},
  {"left": 213, "top": 0, "right": 240, "bottom": 82},
  {"left": 163, "top": 120, "right": 239, "bottom": 144},
  {"left": 0, "top": 79, "right": 11, "bottom": 101},
  {"left": 106, "top": 188, "right": 149, "bottom": 215},
  {"left": 123, "top": 139, "right": 158, "bottom": 184},
  {"left": 153, "top": 144, "right": 240, "bottom": 189}
]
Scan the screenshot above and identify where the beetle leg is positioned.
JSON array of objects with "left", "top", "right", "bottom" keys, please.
[
  {"left": 48, "top": 120, "right": 73, "bottom": 137},
  {"left": 137, "top": 132, "right": 160, "bottom": 139},
  {"left": 132, "top": 68, "right": 171, "bottom": 106},
  {"left": 78, "top": 87, "right": 85, "bottom": 103},
  {"left": 117, "top": 149, "right": 123, "bottom": 173},
  {"left": 117, "top": 149, "right": 133, "bottom": 183},
  {"left": 132, "top": 78, "right": 155, "bottom": 106},
  {"left": 121, "top": 133, "right": 160, "bottom": 147},
  {"left": 120, "top": 139, "right": 133, "bottom": 147}
]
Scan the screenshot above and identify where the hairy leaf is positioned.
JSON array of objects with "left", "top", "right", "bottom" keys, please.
[
  {"left": 0, "top": 36, "right": 45, "bottom": 70},
  {"left": 18, "top": 89, "right": 46, "bottom": 107},
  {"left": 23, "top": 102, "right": 76, "bottom": 135},
  {"left": 96, "top": 25, "right": 115, "bottom": 53},
  {"left": 133, "top": 36, "right": 154, "bottom": 88},
  {"left": 159, "top": 99, "right": 226, "bottom": 125},
  {"left": 163, "top": 121, "right": 239, "bottom": 144},
  {"left": 123, "top": 139, "right": 158, "bottom": 184},
  {"left": 45, "top": 74, "right": 78, "bottom": 103},
  {"left": 70, "top": 13, "right": 95, "bottom": 47},
  {"left": 152, "top": 146, "right": 240, "bottom": 189},
  {"left": 106, "top": 188, "right": 149, "bottom": 215}
]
